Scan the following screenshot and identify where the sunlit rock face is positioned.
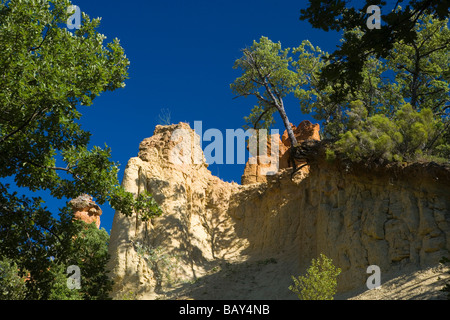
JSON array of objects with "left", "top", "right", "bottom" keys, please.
[{"left": 107, "top": 122, "right": 450, "bottom": 300}]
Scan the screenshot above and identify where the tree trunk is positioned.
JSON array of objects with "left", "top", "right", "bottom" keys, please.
[
  {"left": 410, "top": 43, "right": 420, "bottom": 109},
  {"left": 277, "top": 103, "right": 298, "bottom": 147}
]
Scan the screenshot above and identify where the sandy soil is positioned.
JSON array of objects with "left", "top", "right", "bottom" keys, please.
[
  {"left": 155, "top": 255, "right": 450, "bottom": 300},
  {"left": 157, "top": 255, "right": 301, "bottom": 300},
  {"left": 338, "top": 264, "right": 450, "bottom": 300}
]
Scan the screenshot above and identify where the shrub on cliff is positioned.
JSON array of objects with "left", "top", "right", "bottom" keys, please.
[
  {"left": 317, "top": 15, "right": 449, "bottom": 163},
  {"left": 298, "top": 4, "right": 449, "bottom": 163},
  {"left": 289, "top": 254, "right": 341, "bottom": 300},
  {"left": 334, "top": 102, "right": 441, "bottom": 163},
  {"left": 232, "top": 14, "right": 449, "bottom": 165}
]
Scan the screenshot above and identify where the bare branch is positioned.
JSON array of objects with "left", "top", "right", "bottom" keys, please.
[
  {"left": 0, "top": 107, "right": 49, "bottom": 144},
  {"left": 17, "top": 155, "right": 83, "bottom": 182},
  {"left": 252, "top": 106, "right": 276, "bottom": 130},
  {"left": 28, "top": 22, "right": 54, "bottom": 52},
  {"left": 232, "top": 92, "right": 272, "bottom": 106},
  {"left": 419, "top": 40, "right": 450, "bottom": 59}
]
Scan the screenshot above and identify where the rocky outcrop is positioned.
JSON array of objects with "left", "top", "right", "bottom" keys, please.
[
  {"left": 107, "top": 123, "right": 242, "bottom": 299},
  {"left": 69, "top": 194, "right": 102, "bottom": 229},
  {"left": 280, "top": 120, "right": 321, "bottom": 168},
  {"left": 107, "top": 122, "right": 450, "bottom": 300},
  {"left": 281, "top": 120, "right": 321, "bottom": 147},
  {"left": 241, "top": 120, "right": 321, "bottom": 185}
]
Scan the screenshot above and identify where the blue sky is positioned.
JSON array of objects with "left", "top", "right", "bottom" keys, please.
[
  {"left": 11, "top": 0, "right": 398, "bottom": 233},
  {"left": 9, "top": 0, "right": 407, "bottom": 233},
  {"left": 69, "top": 0, "right": 348, "bottom": 233}
]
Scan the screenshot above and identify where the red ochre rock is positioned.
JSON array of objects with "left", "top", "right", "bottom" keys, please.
[
  {"left": 241, "top": 120, "right": 321, "bottom": 185},
  {"left": 69, "top": 194, "right": 102, "bottom": 229}
]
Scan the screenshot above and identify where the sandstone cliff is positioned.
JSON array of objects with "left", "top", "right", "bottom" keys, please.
[{"left": 107, "top": 122, "right": 450, "bottom": 300}]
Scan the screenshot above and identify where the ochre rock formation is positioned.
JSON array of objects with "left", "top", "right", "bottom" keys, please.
[
  {"left": 281, "top": 120, "right": 321, "bottom": 147},
  {"left": 280, "top": 120, "right": 321, "bottom": 168},
  {"left": 107, "top": 122, "right": 450, "bottom": 300},
  {"left": 240, "top": 131, "right": 286, "bottom": 185},
  {"left": 69, "top": 194, "right": 102, "bottom": 229},
  {"left": 241, "top": 120, "right": 321, "bottom": 185}
]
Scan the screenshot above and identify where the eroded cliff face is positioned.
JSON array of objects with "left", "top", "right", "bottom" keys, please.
[{"left": 107, "top": 123, "right": 450, "bottom": 300}]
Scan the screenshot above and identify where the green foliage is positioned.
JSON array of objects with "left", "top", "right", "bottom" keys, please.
[
  {"left": 250, "top": 13, "right": 450, "bottom": 164},
  {"left": 334, "top": 102, "right": 440, "bottom": 163},
  {"left": 0, "top": 0, "right": 162, "bottom": 299},
  {"left": 0, "top": 256, "right": 27, "bottom": 300},
  {"left": 68, "top": 222, "right": 114, "bottom": 300},
  {"left": 325, "top": 148, "right": 336, "bottom": 162},
  {"left": 289, "top": 254, "right": 341, "bottom": 300},
  {"left": 242, "top": 104, "right": 276, "bottom": 131},
  {"left": 231, "top": 37, "right": 298, "bottom": 113},
  {"left": 299, "top": 1, "right": 450, "bottom": 100},
  {"left": 0, "top": 187, "right": 113, "bottom": 299},
  {"left": 231, "top": 36, "right": 300, "bottom": 145},
  {"left": 117, "top": 290, "right": 136, "bottom": 300},
  {"left": 134, "top": 242, "right": 179, "bottom": 287},
  {"left": 134, "top": 191, "right": 163, "bottom": 221},
  {"left": 47, "top": 263, "right": 83, "bottom": 300},
  {"left": 43, "top": 220, "right": 114, "bottom": 301},
  {"left": 0, "top": 0, "right": 162, "bottom": 218}
]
